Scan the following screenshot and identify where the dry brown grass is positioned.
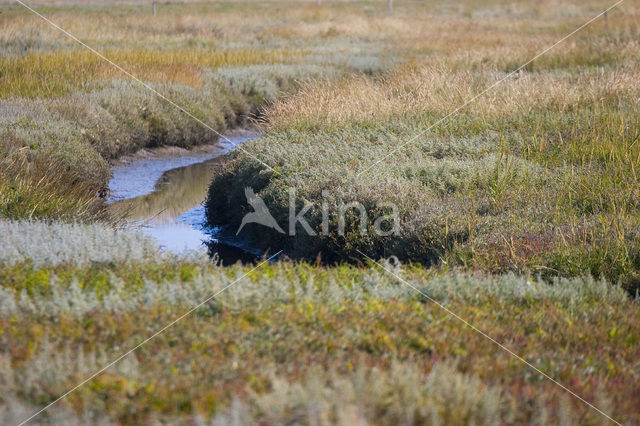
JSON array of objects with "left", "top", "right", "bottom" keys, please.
[{"left": 263, "top": 63, "right": 640, "bottom": 130}]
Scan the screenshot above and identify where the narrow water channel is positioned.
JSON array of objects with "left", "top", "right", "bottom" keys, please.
[{"left": 107, "top": 133, "right": 262, "bottom": 262}]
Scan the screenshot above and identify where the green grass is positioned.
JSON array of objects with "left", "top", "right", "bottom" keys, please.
[
  {"left": 0, "top": 156, "right": 106, "bottom": 222},
  {"left": 206, "top": 48, "right": 640, "bottom": 288}
]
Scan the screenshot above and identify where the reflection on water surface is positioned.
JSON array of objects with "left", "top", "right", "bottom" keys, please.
[{"left": 108, "top": 134, "right": 260, "bottom": 257}]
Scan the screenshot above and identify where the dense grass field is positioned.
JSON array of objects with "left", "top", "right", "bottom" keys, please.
[
  {"left": 1, "top": 0, "right": 640, "bottom": 424},
  {"left": 206, "top": 1, "right": 640, "bottom": 287}
]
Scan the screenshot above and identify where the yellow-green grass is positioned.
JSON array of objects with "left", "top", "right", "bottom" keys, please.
[
  {"left": 4, "top": 0, "right": 634, "bottom": 100},
  {"left": 0, "top": 47, "right": 306, "bottom": 99},
  {"left": 0, "top": 155, "right": 106, "bottom": 222}
]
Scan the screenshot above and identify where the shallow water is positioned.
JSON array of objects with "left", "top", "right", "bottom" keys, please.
[{"left": 108, "top": 134, "right": 260, "bottom": 258}]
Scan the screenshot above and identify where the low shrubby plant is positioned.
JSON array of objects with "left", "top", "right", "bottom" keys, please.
[
  {"left": 0, "top": 258, "right": 629, "bottom": 318},
  {"left": 0, "top": 261, "right": 637, "bottom": 423},
  {"left": 0, "top": 220, "right": 162, "bottom": 268},
  {"left": 213, "top": 362, "right": 505, "bottom": 425},
  {"left": 215, "top": 64, "right": 339, "bottom": 107}
]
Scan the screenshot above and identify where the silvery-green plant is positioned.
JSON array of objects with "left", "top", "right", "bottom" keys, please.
[
  {"left": 0, "top": 220, "right": 163, "bottom": 268},
  {"left": 1, "top": 257, "right": 626, "bottom": 319}
]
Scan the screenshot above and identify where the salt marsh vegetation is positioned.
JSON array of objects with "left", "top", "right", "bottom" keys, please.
[{"left": 1, "top": 0, "right": 639, "bottom": 424}]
